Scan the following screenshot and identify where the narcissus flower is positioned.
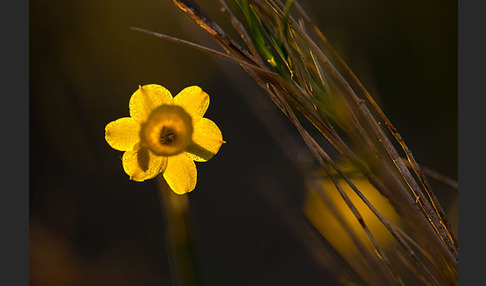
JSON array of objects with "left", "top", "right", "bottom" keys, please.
[{"left": 105, "top": 84, "right": 224, "bottom": 194}]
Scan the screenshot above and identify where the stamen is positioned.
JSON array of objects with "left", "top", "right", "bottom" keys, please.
[{"left": 160, "top": 127, "right": 176, "bottom": 145}]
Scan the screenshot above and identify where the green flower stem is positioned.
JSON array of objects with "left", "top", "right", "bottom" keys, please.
[{"left": 157, "top": 175, "right": 198, "bottom": 286}]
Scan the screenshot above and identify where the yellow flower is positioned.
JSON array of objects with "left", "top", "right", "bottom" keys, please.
[
  {"left": 304, "top": 175, "right": 401, "bottom": 257},
  {"left": 105, "top": 84, "right": 224, "bottom": 194}
]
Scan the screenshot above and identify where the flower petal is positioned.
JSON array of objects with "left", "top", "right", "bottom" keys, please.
[
  {"left": 129, "top": 84, "right": 173, "bottom": 124},
  {"left": 105, "top": 117, "right": 141, "bottom": 151},
  {"left": 186, "top": 118, "right": 224, "bottom": 162},
  {"left": 122, "top": 148, "right": 167, "bottom": 182},
  {"left": 173, "top": 86, "right": 209, "bottom": 123},
  {"left": 163, "top": 153, "right": 197, "bottom": 195}
]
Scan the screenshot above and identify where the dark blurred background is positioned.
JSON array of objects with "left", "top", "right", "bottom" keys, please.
[{"left": 30, "top": 0, "right": 457, "bottom": 285}]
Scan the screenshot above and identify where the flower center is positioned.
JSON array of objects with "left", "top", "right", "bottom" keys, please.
[
  {"left": 142, "top": 105, "right": 193, "bottom": 156},
  {"left": 160, "top": 127, "right": 176, "bottom": 145}
]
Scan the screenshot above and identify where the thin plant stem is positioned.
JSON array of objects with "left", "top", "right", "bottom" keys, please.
[
  {"left": 401, "top": 158, "right": 458, "bottom": 191},
  {"left": 157, "top": 175, "right": 198, "bottom": 286}
]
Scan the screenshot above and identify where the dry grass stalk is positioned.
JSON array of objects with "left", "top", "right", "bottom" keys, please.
[{"left": 135, "top": 0, "right": 457, "bottom": 284}]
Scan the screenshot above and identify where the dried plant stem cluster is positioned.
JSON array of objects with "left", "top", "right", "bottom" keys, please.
[{"left": 138, "top": 0, "right": 457, "bottom": 284}]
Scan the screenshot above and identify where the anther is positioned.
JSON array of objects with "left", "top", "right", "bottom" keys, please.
[{"left": 160, "top": 127, "right": 176, "bottom": 145}]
